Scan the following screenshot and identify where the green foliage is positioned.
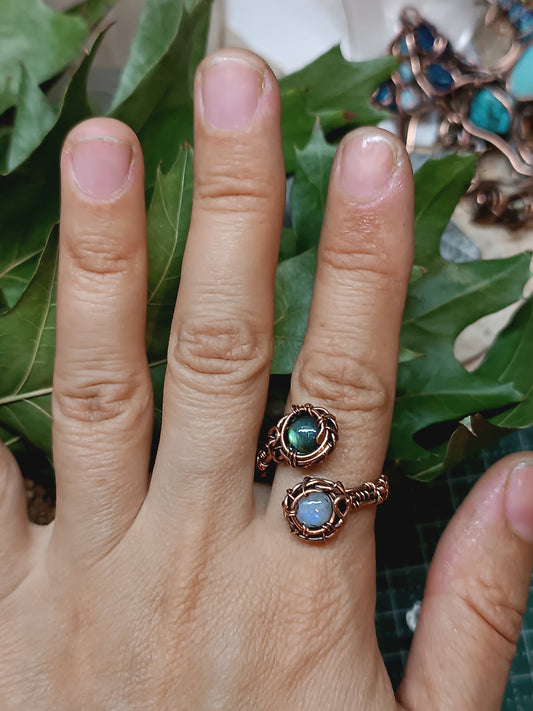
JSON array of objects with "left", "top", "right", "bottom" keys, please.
[
  {"left": 0, "top": 0, "right": 88, "bottom": 115},
  {"left": 0, "top": 0, "right": 531, "bottom": 482}
]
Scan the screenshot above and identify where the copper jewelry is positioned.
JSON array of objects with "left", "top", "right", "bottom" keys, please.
[
  {"left": 282, "top": 474, "right": 389, "bottom": 542},
  {"left": 256, "top": 403, "right": 338, "bottom": 471},
  {"left": 374, "top": 4, "right": 533, "bottom": 228}
]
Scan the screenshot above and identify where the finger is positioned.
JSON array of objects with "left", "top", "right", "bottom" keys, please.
[
  {"left": 149, "top": 50, "right": 284, "bottom": 530},
  {"left": 52, "top": 118, "right": 152, "bottom": 561},
  {"left": 397, "top": 455, "right": 533, "bottom": 711},
  {"left": 0, "top": 442, "right": 33, "bottom": 598},
  {"left": 268, "top": 128, "right": 413, "bottom": 550}
]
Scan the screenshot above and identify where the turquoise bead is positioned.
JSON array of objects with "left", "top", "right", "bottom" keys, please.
[
  {"left": 296, "top": 492, "right": 333, "bottom": 529},
  {"left": 510, "top": 44, "right": 533, "bottom": 101},
  {"left": 469, "top": 89, "right": 511, "bottom": 135},
  {"left": 287, "top": 414, "right": 319, "bottom": 454}
]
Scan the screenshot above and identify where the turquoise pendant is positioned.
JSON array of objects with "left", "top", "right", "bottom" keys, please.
[{"left": 509, "top": 44, "right": 533, "bottom": 101}]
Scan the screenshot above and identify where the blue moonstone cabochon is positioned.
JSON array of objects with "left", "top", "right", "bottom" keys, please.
[
  {"left": 295, "top": 492, "right": 333, "bottom": 529},
  {"left": 426, "top": 63, "right": 454, "bottom": 91},
  {"left": 510, "top": 44, "right": 533, "bottom": 101},
  {"left": 469, "top": 88, "right": 511, "bottom": 135},
  {"left": 287, "top": 414, "right": 319, "bottom": 454}
]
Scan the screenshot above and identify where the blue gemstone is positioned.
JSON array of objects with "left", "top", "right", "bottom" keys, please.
[
  {"left": 517, "top": 10, "right": 533, "bottom": 37},
  {"left": 399, "top": 87, "right": 422, "bottom": 111},
  {"left": 416, "top": 23, "right": 435, "bottom": 51},
  {"left": 399, "top": 62, "right": 413, "bottom": 82},
  {"left": 375, "top": 83, "right": 393, "bottom": 106},
  {"left": 399, "top": 36, "right": 409, "bottom": 56},
  {"left": 287, "top": 414, "right": 319, "bottom": 454},
  {"left": 509, "top": 43, "right": 533, "bottom": 100},
  {"left": 509, "top": 3, "right": 526, "bottom": 23},
  {"left": 469, "top": 88, "right": 511, "bottom": 135},
  {"left": 296, "top": 492, "right": 333, "bottom": 529},
  {"left": 426, "top": 64, "right": 454, "bottom": 91}
]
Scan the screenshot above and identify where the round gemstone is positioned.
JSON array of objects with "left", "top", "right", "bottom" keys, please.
[
  {"left": 426, "top": 64, "right": 454, "bottom": 91},
  {"left": 469, "top": 88, "right": 511, "bottom": 135},
  {"left": 295, "top": 492, "right": 333, "bottom": 529},
  {"left": 286, "top": 414, "right": 319, "bottom": 454}
]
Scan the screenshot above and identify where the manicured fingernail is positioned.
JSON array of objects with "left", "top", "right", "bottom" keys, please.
[
  {"left": 506, "top": 461, "right": 533, "bottom": 543},
  {"left": 70, "top": 137, "right": 133, "bottom": 200},
  {"left": 340, "top": 133, "right": 395, "bottom": 199},
  {"left": 201, "top": 57, "right": 263, "bottom": 130}
]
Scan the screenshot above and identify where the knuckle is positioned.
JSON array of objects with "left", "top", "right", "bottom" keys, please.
[
  {"left": 167, "top": 317, "right": 271, "bottom": 392},
  {"left": 53, "top": 370, "right": 152, "bottom": 426},
  {"left": 458, "top": 573, "right": 526, "bottom": 651},
  {"left": 320, "top": 220, "right": 405, "bottom": 283},
  {"left": 195, "top": 161, "right": 273, "bottom": 218},
  {"left": 293, "top": 350, "right": 390, "bottom": 415},
  {"left": 66, "top": 231, "right": 135, "bottom": 278}
]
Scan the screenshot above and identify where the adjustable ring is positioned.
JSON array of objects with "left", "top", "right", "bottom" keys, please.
[
  {"left": 256, "top": 403, "right": 338, "bottom": 471},
  {"left": 282, "top": 474, "right": 389, "bottom": 542}
]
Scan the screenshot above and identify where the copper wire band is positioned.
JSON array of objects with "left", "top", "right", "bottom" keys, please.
[{"left": 282, "top": 474, "right": 389, "bottom": 542}]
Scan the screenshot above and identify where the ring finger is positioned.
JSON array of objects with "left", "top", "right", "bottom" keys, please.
[{"left": 267, "top": 128, "right": 414, "bottom": 548}]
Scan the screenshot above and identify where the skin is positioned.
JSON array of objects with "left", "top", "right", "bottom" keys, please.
[{"left": 0, "top": 49, "right": 532, "bottom": 711}]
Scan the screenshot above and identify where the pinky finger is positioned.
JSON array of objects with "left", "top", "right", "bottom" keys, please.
[{"left": 0, "top": 441, "right": 33, "bottom": 599}]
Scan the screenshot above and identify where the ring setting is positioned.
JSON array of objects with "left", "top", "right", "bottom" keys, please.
[
  {"left": 282, "top": 474, "right": 389, "bottom": 542},
  {"left": 256, "top": 403, "right": 338, "bottom": 471}
]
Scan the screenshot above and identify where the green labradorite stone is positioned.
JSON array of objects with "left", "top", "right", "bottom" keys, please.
[{"left": 287, "top": 414, "right": 319, "bottom": 454}]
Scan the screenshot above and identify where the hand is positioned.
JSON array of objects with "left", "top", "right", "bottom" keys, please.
[{"left": 1, "top": 49, "right": 532, "bottom": 711}]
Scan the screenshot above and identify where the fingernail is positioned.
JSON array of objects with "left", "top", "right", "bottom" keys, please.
[
  {"left": 506, "top": 461, "right": 533, "bottom": 543},
  {"left": 70, "top": 137, "right": 133, "bottom": 200},
  {"left": 201, "top": 57, "right": 263, "bottom": 130},
  {"left": 340, "top": 133, "right": 395, "bottom": 200}
]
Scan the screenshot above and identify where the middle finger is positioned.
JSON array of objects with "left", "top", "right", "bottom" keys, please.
[{"left": 149, "top": 50, "right": 285, "bottom": 531}]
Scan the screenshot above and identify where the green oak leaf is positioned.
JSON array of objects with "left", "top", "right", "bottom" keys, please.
[
  {"left": 279, "top": 47, "right": 396, "bottom": 170},
  {"left": 146, "top": 145, "right": 194, "bottom": 361},
  {"left": 280, "top": 89, "right": 316, "bottom": 174},
  {"left": 0, "top": 32, "right": 104, "bottom": 306},
  {"left": 476, "top": 296, "right": 533, "bottom": 429},
  {"left": 391, "top": 254, "right": 530, "bottom": 478},
  {"left": 414, "top": 153, "right": 478, "bottom": 269},
  {"left": 0, "top": 230, "right": 57, "bottom": 459},
  {"left": 272, "top": 248, "right": 316, "bottom": 374},
  {"left": 290, "top": 128, "right": 336, "bottom": 252},
  {"left": 6, "top": 65, "right": 57, "bottom": 173},
  {"left": 111, "top": 0, "right": 211, "bottom": 186},
  {"left": 0, "top": 0, "right": 88, "bottom": 115}
]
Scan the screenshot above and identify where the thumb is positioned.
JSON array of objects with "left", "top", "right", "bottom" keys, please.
[{"left": 396, "top": 454, "right": 533, "bottom": 711}]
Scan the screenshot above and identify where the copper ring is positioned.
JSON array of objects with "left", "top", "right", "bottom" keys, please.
[
  {"left": 256, "top": 404, "right": 338, "bottom": 471},
  {"left": 282, "top": 474, "right": 389, "bottom": 542}
]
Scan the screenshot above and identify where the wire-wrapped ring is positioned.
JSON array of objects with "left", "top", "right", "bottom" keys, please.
[{"left": 282, "top": 474, "right": 389, "bottom": 542}]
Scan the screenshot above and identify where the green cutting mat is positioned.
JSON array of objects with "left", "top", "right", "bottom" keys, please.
[{"left": 375, "top": 428, "right": 533, "bottom": 710}]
